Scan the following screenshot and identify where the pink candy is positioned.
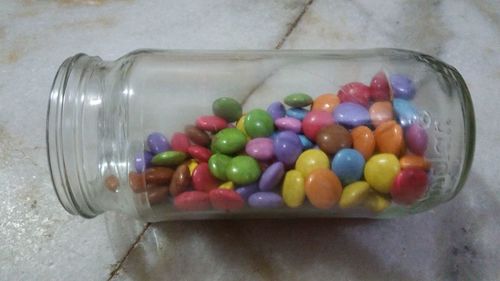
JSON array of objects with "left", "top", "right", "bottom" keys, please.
[
  {"left": 338, "top": 82, "right": 371, "bottom": 108},
  {"left": 275, "top": 117, "right": 302, "bottom": 133},
  {"left": 245, "top": 138, "right": 274, "bottom": 161},
  {"left": 302, "top": 111, "right": 334, "bottom": 140}
]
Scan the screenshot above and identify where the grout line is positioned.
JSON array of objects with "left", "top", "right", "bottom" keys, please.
[
  {"left": 107, "top": 223, "right": 151, "bottom": 281},
  {"left": 275, "top": 0, "right": 314, "bottom": 49}
]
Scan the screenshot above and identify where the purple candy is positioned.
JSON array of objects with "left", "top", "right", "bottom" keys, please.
[
  {"left": 147, "top": 132, "right": 170, "bottom": 154},
  {"left": 259, "top": 162, "right": 285, "bottom": 191},
  {"left": 333, "top": 102, "right": 370, "bottom": 127},
  {"left": 248, "top": 192, "right": 283, "bottom": 208},
  {"left": 273, "top": 131, "right": 302, "bottom": 166},
  {"left": 390, "top": 74, "right": 416, "bottom": 100},
  {"left": 275, "top": 117, "right": 302, "bottom": 133},
  {"left": 405, "top": 124, "right": 428, "bottom": 155},
  {"left": 245, "top": 138, "right": 274, "bottom": 161},
  {"left": 135, "top": 151, "right": 153, "bottom": 172},
  {"left": 235, "top": 183, "right": 259, "bottom": 201},
  {"left": 267, "top": 102, "right": 286, "bottom": 121}
]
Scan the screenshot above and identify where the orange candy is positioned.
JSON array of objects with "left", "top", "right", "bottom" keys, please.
[
  {"left": 312, "top": 93, "right": 340, "bottom": 113},
  {"left": 400, "top": 155, "right": 431, "bottom": 170},
  {"left": 374, "top": 121, "right": 404, "bottom": 156},
  {"left": 351, "top": 126, "right": 375, "bottom": 159},
  {"left": 369, "top": 101, "right": 394, "bottom": 127},
  {"left": 305, "top": 168, "right": 342, "bottom": 209}
]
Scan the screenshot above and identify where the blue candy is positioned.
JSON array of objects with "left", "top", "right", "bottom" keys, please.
[
  {"left": 393, "top": 98, "right": 420, "bottom": 127},
  {"left": 298, "top": 134, "right": 314, "bottom": 149},
  {"left": 286, "top": 107, "right": 309, "bottom": 121},
  {"left": 331, "top": 149, "right": 365, "bottom": 185}
]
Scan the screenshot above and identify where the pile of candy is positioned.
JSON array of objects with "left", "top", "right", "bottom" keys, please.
[{"left": 124, "top": 71, "right": 430, "bottom": 213}]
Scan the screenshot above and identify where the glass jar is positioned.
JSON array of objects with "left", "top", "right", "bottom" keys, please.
[{"left": 46, "top": 49, "right": 475, "bottom": 222}]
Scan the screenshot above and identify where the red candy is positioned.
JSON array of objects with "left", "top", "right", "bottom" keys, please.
[
  {"left": 338, "top": 82, "right": 371, "bottom": 107},
  {"left": 302, "top": 111, "right": 334, "bottom": 140},
  {"left": 196, "top": 115, "right": 227, "bottom": 132},
  {"left": 188, "top": 145, "right": 212, "bottom": 162},
  {"left": 192, "top": 162, "right": 219, "bottom": 192},
  {"left": 370, "top": 71, "right": 391, "bottom": 101},
  {"left": 174, "top": 191, "right": 211, "bottom": 211},
  {"left": 209, "top": 189, "right": 245, "bottom": 211},
  {"left": 171, "top": 132, "right": 191, "bottom": 153},
  {"left": 391, "top": 168, "right": 428, "bottom": 205}
]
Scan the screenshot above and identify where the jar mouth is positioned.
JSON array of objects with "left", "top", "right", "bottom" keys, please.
[{"left": 46, "top": 53, "right": 97, "bottom": 218}]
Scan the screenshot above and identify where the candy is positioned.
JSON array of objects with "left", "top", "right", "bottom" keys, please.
[
  {"left": 370, "top": 71, "right": 391, "bottom": 101},
  {"left": 338, "top": 82, "right": 370, "bottom": 107},
  {"left": 302, "top": 110, "right": 334, "bottom": 140},
  {"left": 196, "top": 115, "right": 228, "bottom": 132},
  {"left": 145, "top": 167, "right": 174, "bottom": 185},
  {"left": 273, "top": 131, "right": 302, "bottom": 166},
  {"left": 391, "top": 168, "right": 428, "bottom": 205},
  {"left": 213, "top": 128, "right": 247, "bottom": 155},
  {"left": 393, "top": 98, "right": 419, "bottom": 127},
  {"left": 339, "top": 181, "right": 371, "bottom": 209},
  {"left": 152, "top": 151, "right": 187, "bottom": 166},
  {"left": 147, "top": 186, "right": 169, "bottom": 205},
  {"left": 286, "top": 108, "right": 309, "bottom": 121},
  {"left": 170, "top": 132, "right": 191, "bottom": 153},
  {"left": 135, "top": 151, "right": 153, "bottom": 172},
  {"left": 374, "top": 121, "right": 404, "bottom": 156},
  {"left": 312, "top": 93, "right": 340, "bottom": 112},
  {"left": 192, "top": 163, "right": 219, "bottom": 192},
  {"left": 259, "top": 162, "right": 285, "bottom": 191},
  {"left": 235, "top": 183, "right": 259, "bottom": 201},
  {"left": 208, "top": 153, "right": 232, "bottom": 181},
  {"left": 267, "top": 102, "right": 286, "bottom": 120},
  {"left": 236, "top": 114, "right": 248, "bottom": 136},
  {"left": 147, "top": 132, "right": 170, "bottom": 154},
  {"left": 400, "top": 155, "right": 430, "bottom": 170},
  {"left": 305, "top": 168, "right": 342, "bottom": 209},
  {"left": 364, "top": 154, "right": 400, "bottom": 193},
  {"left": 331, "top": 149, "right": 365, "bottom": 185},
  {"left": 226, "top": 155, "right": 261, "bottom": 185},
  {"left": 174, "top": 191, "right": 211, "bottom": 211},
  {"left": 316, "top": 124, "right": 352, "bottom": 154},
  {"left": 333, "top": 102, "right": 370, "bottom": 127},
  {"left": 405, "top": 123, "right": 428, "bottom": 155},
  {"left": 282, "top": 170, "right": 305, "bottom": 208},
  {"left": 244, "top": 109, "right": 274, "bottom": 138},
  {"left": 248, "top": 192, "right": 283, "bottom": 208},
  {"left": 369, "top": 101, "right": 394, "bottom": 127},
  {"left": 284, "top": 93, "right": 313, "bottom": 107},
  {"left": 275, "top": 117, "right": 302, "bottom": 133},
  {"left": 209, "top": 189, "right": 245, "bottom": 211},
  {"left": 187, "top": 159, "right": 198, "bottom": 175},
  {"left": 129, "top": 172, "right": 145, "bottom": 193},
  {"left": 169, "top": 164, "right": 191, "bottom": 196},
  {"left": 298, "top": 134, "right": 314, "bottom": 149},
  {"left": 187, "top": 145, "right": 212, "bottom": 162},
  {"left": 212, "top": 97, "right": 242, "bottom": 122},
  {"left": 295, "top": 149, "right": 330, "bottom": 178},
  {"left": 245, "top": 138, "right": 274, "bottom": 161},
  {"left": 105, "top": 175, "right": 119, "bottom": 192},
  {"left": 390, "top": 74, "right": 415, "bottom": 100},
  {"left": 185, "top": 125, "right": 211, "bottom": 146},
  {"left": 351, "top": 126, "right": 375, "bottom": 159},
  {"left": 219, "top": 181, "right": 234, "bottom": 190},
  {"left": 364, "top": 191, "right": 391, "bottom": 212}
]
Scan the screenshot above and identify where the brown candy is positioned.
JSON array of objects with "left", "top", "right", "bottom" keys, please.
[
  {"left": 169, "top": 164, "right": 191, "bottom": 196},
  {"left": 316, "top": 124, "right": 352, "bottom": 154},
  {"left": 185, "top": 125, "right": 211, "bottom": 146},
  {"left": 145, "top": 167, "right": 174, "bottom": 185},
  {"left": 147, "top": 186, "right": 169, "bottom": 205},
  {"left": 105, "top": 175, "right": 119, "bottom": 192},
  {"left": 129, "top": 171, "right": 146, "bottom": 193}
]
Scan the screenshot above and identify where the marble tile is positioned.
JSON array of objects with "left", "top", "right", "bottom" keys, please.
[{"left": 0, "top": 0, "right": 309, "bottom": 280}]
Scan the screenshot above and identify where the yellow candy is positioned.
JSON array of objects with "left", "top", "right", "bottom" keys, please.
[
  {"left": 295, "top": 149, "right": 330, "bottom": 178},
  {"left": 282, "top": 170, "right": 305, "bottom": 208},
  {"left": 364, "top": 191, "right": 391, "bottom": 212},
  {"left": 339, "top": 181, "right": 371, "bottom": 209},
  {"left": 236, "top": 114, "right": 249, "bottom": 139},
  {"left": 219, "top": 181, "right": 234, "bottom": 190},
  {"left": 364, "top": 153, "right": 400, "bottom": 193},
  {"left": 187, "top": 159, "right": 198, "bottom": 175}
]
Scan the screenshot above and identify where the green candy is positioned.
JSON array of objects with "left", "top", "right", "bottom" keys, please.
[
  {"left": 244, "top": 109, "right": 274, "bottom": 138},
  {"left": 213, "top": 128, "right": 247, "bottom": 155},
  {"left": 208, "top": 153, "right": 232, "bottom": 181},
  {"left": 151, "top": 151, "right": 186, "bottom": 166},
  {"left": 212, "top": 97, "right": 242, "bottom": 122},
  {"left": 226, "top": 155, "right": 261, "bottom": 185},
  {"left": 284, "top": 93, "right": 313, "bottom": 107}
]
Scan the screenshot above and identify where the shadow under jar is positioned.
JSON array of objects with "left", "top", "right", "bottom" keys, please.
[{"left": 46, "top": 49, "right": 475, "bottom": 222}]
